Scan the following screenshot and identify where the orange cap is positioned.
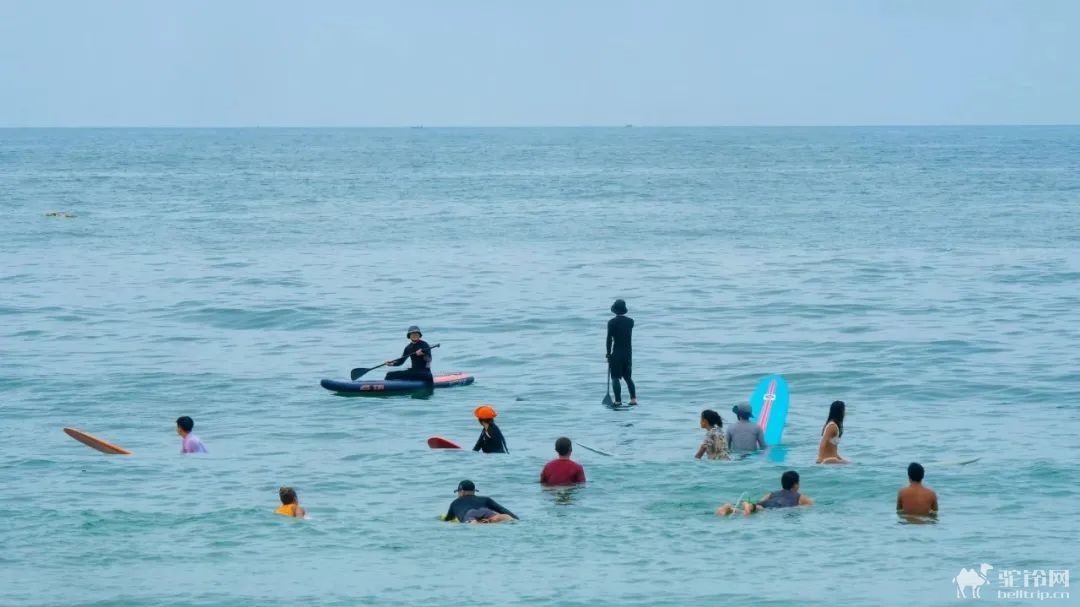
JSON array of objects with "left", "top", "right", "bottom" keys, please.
[{"left": 474, "top": 405, "right": 497, "bottom": 420}]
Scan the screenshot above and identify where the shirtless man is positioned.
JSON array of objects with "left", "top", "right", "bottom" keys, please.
[{"left": 896, "top": 462, "right": 938, "bottom": 516}]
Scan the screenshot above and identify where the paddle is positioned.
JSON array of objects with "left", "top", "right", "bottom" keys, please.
[
  {"left": 602, "top": 365, "right": 613, "bottom": 407},
  {"left": 575, "top": 442, "right": 613, "bottom": 457},
  {"left": 350, "top": 343, "right": 441, "bottom": 380}
]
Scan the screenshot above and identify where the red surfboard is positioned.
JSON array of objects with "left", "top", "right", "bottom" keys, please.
[{"left": 427, "top": 436, "right": 462, "bottom": 449}]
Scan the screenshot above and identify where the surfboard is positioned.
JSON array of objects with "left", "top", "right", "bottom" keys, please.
[
  {"left": 427, "top": 436, "right": 462, "bottom": 449},
  {"left": 749, "top": 374, "right": 790, "bottom": 446},
  {"left": 63, "top": 427, "right": 132, "bottom": 455}
]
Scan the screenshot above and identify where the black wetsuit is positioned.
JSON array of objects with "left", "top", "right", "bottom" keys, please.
[
  {"left": 443, "top": 494, "right": 518, "bottom": 522},
  {"left": 606, "top": 314, "right": 636, "bottom": 402},
  {"left": 385, "top": 339, "right": 434, "bottom": 384},
  {"left": 473, "top": 422, "right": 508, "bottom": 454}
]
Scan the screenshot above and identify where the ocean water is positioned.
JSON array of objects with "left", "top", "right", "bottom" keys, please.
[{"left": 2, "top": 127, "right": 1079, "bottom": 607}]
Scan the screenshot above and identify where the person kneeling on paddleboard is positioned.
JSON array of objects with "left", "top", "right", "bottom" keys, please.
[
  {"left": 385, "top": 325, "right": 434, "bottom": 386},
  {"left": 472, "top": 405, "right": 508, "bottom": 454},
  {"left": 441, "top": 480, "right": 518, "bottom": 523}
]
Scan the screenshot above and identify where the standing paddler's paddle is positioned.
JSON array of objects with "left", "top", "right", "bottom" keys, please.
[
  {"left": 350, "top": 343, "right": 441, "bottom": 380},
  {"left": 602, "top": 365, "right": 613, "bottom": 407}
]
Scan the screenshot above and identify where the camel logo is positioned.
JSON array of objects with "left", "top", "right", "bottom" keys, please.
[{"left": 953, "top": 563, "right": 993, "bottom": 598}]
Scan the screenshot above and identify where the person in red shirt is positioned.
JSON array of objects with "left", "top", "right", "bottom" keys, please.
[{"left": 540, "top": 437, "right": 586, "bottom": 486}]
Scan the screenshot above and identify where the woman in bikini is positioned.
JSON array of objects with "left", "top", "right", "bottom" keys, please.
[{"left": 816, "top": 400, "right": 848, "bottom": 464}]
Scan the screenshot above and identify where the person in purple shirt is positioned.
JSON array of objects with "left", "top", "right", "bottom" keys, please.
[{"left": 176, "top": 416, "right": 208, "bottom": 454}]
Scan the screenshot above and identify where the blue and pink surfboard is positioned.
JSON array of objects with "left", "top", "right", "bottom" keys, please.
[{"left": 749, "top": 374, "right": 790, "bottom": 446}]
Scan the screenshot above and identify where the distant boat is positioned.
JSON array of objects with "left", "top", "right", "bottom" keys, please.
[{"left": 624, "top": 124, "right": 633, "bottom": 128}]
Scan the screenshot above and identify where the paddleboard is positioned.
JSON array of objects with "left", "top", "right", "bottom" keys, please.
[
  {"left": 63, "top": 427, "right": 132, "bottom": 455},
  {"left": 321, "top": 372, "right": 474, "bottom": 395},
  {"left": 749, "top": 374, "right": 790, "bottom": 446},
  {"left": 427, "top": 436, "right": 462, "bottom": 449}
]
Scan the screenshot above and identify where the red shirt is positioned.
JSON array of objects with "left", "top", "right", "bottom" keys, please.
[{"left": 540, "top": 457, "right": 586, "bottom": 485}]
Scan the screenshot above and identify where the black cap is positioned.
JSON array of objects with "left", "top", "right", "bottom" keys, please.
[
  {"left": 455, "top": 480, "right": 475, "bottom": 493},
  {"left": 406, "top": 325, "right": 422, "bottom": 338}
]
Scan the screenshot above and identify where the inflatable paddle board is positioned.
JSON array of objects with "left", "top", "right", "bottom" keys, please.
[
  {"left": 749, "top": 374, "right": 790, "bottom": 446},
  {"left": 427, "top": 436, "right": 462, "bottom": 449},
  {"left": 63, "top": 427, "right": 132, "bottom": 455},
  {"left": 321, "top": 372, "right": 474, "bottom": 395}
]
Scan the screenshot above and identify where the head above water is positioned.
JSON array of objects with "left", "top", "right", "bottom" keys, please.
[
  {"left": 279, "top": 486, "right": 298, "bottom": 505},
  {"left": 455, "top": 479, "right": 476, "bottom": 494},
  {"left": 176, "top": 416, "right": 194, "bottom": 434},
  {"left": 701, "top": 409, "right": 723, "bottom": 428},
  {"left": 781, "top": 470, "right": 800, "bottom": 491},
  {"left": 908, "top": 462, "right": 925, "bottom": 483},
  {"left": 823, "top": 400, "right": 846, "bottom": 437},
  {"left": 732, "top": 402, "right": 752, "bottom": 421},
  {"left": 610, "top": 299, "right": 627, "bottom": 315},
  {"left": 555, "top": 437, "right": 572, "bottom": 456},
  {"left": 406, "top": 325, "right": 422, "bottom": 340}
]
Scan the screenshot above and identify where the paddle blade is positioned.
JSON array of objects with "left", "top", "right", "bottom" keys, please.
[
  {"left": 350, "top": 367, "right": 371, "bottom": 381},
  {"left": 602, "top": 393, "right": 613, "bottom": 406}
]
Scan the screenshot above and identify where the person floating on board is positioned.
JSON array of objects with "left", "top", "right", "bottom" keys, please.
[
  {"left": 816, "top": 400, "right": 848, "bottom": 464},
  {"left": 441, "top": 480, "right": 518, "bottom": 523},
  {"left": 606, "top": 299, "right": 637, "bottom": 406},
  {"left": 176, "top": 416, "right": 208, "bottom": 454},
  {"left": 275, "top": 486, "right": 308, "bottom": 519},
  {"left": 540, "top": 437, "right": 586, "bottom": 485},
  {"left": 896, "top": 463, "right": 938, "bottom": 517},
  {"left": 695, "top": 409, "right": 730, "bottom": 460},
  {"left": 472, "top": 405, "right": 508, "bottom": 453},
  {"left": 716, "top": 470, "right": 813, "bottom": 516},
  {"left": 726, "top": 403, "right": 766, "bottom": 453},
  {"left": 384, "top": 325, "right": 434, "bottom": 386}
]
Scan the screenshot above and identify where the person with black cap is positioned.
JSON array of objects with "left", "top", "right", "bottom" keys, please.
[
  {"left": 606, "top": 299, "right": 637, "bottom": 406},
  {"left": 385, "top": 325, "right": 434, "bottom": 385},
  {"left": 725, "top": 402, "right": 767, "bottom": 452},
  {"left": 440, "top": 480, "right": 518, "bottom": 523}
]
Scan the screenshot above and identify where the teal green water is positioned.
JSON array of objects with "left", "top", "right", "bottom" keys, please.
[{"left": 2, "top": 127, "right": 1079, "bottom": 606}]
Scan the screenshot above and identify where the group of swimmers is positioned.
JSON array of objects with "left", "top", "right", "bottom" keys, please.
[{"left": 172, "top": 297, "right": 939, "bottom": 521}]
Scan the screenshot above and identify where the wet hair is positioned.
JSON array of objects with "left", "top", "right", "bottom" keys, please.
[
  {"left": 555, "top": 437, "right": 572, "bottom": 456},
  {"left": 701, "top": 409, "right": 723, "bottom": 428},
  {"left": 279, "top": 487, "right": 297, "bottom": 505},
  {"left": 781, "top": 470, "right": 800, "bottom": 490},
  {"left": 908, "top": 462, "right": 925, "bottom": 482},
  {"left": 821, "top": 400, "right": 845, "bottom": 437},
  {"left": 176, "top": 416, "right": 194, "bottom": 433}
]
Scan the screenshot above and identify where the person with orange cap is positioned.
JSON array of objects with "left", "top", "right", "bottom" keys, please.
[{"left": 472, "top": 405, "right": 508, "bottom": 454}]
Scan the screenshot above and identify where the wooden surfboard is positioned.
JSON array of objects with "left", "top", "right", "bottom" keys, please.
[{"left": 63, "top": 427, "right": 132, "bottom": 455}]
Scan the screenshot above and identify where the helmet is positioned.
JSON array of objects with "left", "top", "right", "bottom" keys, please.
[{"left": 474, "top": 405, "right": 497, "bottom": 420}]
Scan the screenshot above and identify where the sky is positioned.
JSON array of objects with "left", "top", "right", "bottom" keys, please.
[{"left": 1, "top": 0, "right": 1078, "bottom": 127}]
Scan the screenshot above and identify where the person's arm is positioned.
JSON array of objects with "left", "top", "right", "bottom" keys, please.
[
  {"left": 756, "top": 426, "right": 767, "bottom": 450},
  {"left": 540, "top": 463, "right": 549, "bottom": 484},
  {"left": 485, "top": 497, "right": 518, "bottom": 520},
  {"left": 387, "top": 346, "right": 410, "bottom": 367},
  {"left": 606, "top": 320, "right": 614, "bottom": 358},
  {"left": 473, "top": 431, "right": 484, "bottom": 452},
  {"left": 442, "top": 502, "right": 458, "bottom": 522},
  {"left": 799, "top": 495, "right": 814, "bottom": 506},
  {"left": 492, "top": 425, "right": 509, "bottom": 454},
  {"left": 574, "top": 465, "right": 586, "bottom": 483},
  {"left": 695, "top": 439, "right": 707, "bottom": 459},
  {"left": 931, "top": 491, "right": 939, "bottom": 513},
  {"left": 896, "top": 491, "right": 903, "bottom": 512}
]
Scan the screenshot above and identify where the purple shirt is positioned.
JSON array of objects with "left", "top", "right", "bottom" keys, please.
[{"left": 181, "top": 433, "right": 207, "bottom": 454}]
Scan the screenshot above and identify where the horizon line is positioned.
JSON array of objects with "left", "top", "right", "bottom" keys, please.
[{"left": 2, "top": 123, "right": 1078, "bottom": 129}]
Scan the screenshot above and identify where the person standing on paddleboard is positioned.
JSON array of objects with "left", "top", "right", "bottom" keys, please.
[
  {"left": 385, "top": 325, "right": 434, "bottom": 386},
  {"left": 606, "top": 299, "right": 637, "bottom": 406},
  {"left": 472, "top": 405, "right": 508, "bottom": 454}
]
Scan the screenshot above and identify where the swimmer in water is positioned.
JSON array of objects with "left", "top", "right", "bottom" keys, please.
[
  {"left": 275, "top": 487, "right": 307, "bottom": 519},
  {"left": 896, "top": 462, "right": 938, "bottom": 516},
  {"left": 716, "top": 470, "right": 813, "bottom": 516},
  {"left": 816, "top": 400, "right": 848, "bottom": 464},
  {"left": 472, "top": 405, "right": 508, "bottom": 454},
  {"left": 695, "top": 409, "right": 730, "bottom": 460},
  {"left": 441, "top": 480, "right": 517, "bottom": 523}
]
